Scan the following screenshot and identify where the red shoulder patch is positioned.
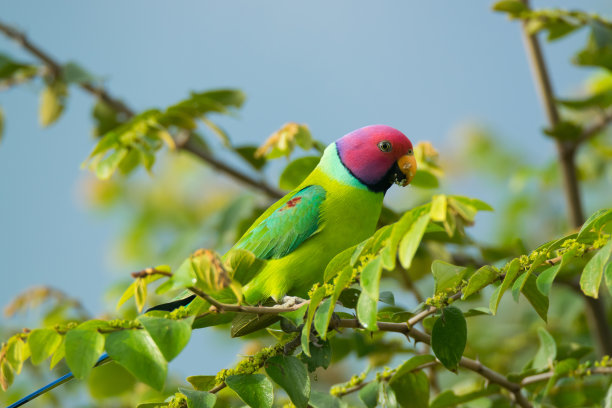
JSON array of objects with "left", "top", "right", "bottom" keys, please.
[{"left": 279, "top": 196, "right": 302, "bottom": 211}]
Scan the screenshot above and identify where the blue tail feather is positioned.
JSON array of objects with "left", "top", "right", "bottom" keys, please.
[{"left": 5, "top": 353, "right": 110, "bottom": 408}]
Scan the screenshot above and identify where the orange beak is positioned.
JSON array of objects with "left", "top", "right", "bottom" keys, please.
[{"left": 396, "top": 154, "right": 417, "bottom": 186}]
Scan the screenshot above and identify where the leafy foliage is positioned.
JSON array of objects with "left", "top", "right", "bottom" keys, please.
[{"left": 2, "top": 3, "right": 612, "bottom": 408}]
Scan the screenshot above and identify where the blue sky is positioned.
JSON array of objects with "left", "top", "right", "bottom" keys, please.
[{"left": 1, "top": 0, "right": 610, "bottom": 382}]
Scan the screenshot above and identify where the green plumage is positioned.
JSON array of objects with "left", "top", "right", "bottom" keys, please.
[
  {"left": 235, "top": 185, "right": 326, "bottom": 260},
  {"left": 239, "top": 144, "right": 384, "bottom": 304}
]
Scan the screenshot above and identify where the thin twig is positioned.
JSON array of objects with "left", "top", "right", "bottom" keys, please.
[
  {"left": 518, "top": 0, "right": 584, "bottom": 228},
  {"left": 130, "top": 267, "right": 172, "bottom": 279},
  {"left": 407, "top": 292, "right": 462, "bottom": 327},
  {"left": 0, "top": 19, "right": 283, "bottom": 199},
  {"left": 577, "top": 109, "right": 612, "bottom": 144},
  {"left": 521, "top": 366, "right": 612, "bottom": 386},
  {"left": 518, "top": 0, "right": 612, "bottom": 357},
  {"left": 334, "top": 319, "right": 532, "bottom": 408},
  {"left": 188, "top": 286, "right": 308, "bottom": 314},
  {"left": 334, "top": 361, "right": 439, "bottom": 397}
]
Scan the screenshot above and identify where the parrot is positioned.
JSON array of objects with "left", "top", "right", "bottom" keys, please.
[
  {"left": 149, "top": 124, "right": 416, "bottom": 311},
  {"left": 6, "top": 125, "right": 416, "bottom": 408}
]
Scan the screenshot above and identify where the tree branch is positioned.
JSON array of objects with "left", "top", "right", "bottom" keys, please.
[
  {"left": 0, "top": 19, "right": 283, "bottom": 199},
  {"left": 188, "top": 286, "right": 308, "bottom": 314},
  {"left": 577, "top": 108, "right": 612, "bottom": 144},
  {"left": 518, "top": 0, "right": 584, "bottom": 229},
  {"left": 333, "top": 361, "right": 438, "bottom": 397},
  {"left": 334, "top": 319, "right": 532, "bottom": 408},
  {"left": 518, "top": 0, "right": 612, "bottom": 357},
  {"left": 521, "top": 366, "right": 612, "bottom": 386}
]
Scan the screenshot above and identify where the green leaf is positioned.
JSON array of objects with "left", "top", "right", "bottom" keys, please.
[
  {"left": 235, "top": 146, "right": 267, "bottom": 170},
  {"left": 5, "top": 337, "right": 27, "bottom": 374},
  {"left": 62, "top": 62, "right": 96, "bottom": 84},
  {"left": 65, "top": 327, "right": 105, "bottom": 379},
  {"left": 512, "top": 272, "right": 529, "bottom": 302},
  {"left": 313, "top": 298, "right": 333, "bottom": 338},
  {"left": 431, "top": 306, "right": 466, "bottom": 371},
  {"left": 96, "top": 148, "right": 129, "bottom": 180},
  {"left": 463, "top": 307, "right": 492, "bottom": 317},
  {"left": 179, "top": 387, "right": 217, "bottom": 408},
  {"left": 379, "top": 291, "right": 395, "bottom": 306},
  {"left": 537, "top": 247, "right": 577, "bottom": 296},
  {"left": 605, "top": 261, "right": 612, "bottom": 296},
  {"left": 492, "top": 0, "right": 527, "bottom": 15},
  {"left": 358, "top": 381, "right": 379, "bottom": 408},
  {"left": 301, "top": 286, "right": 326, "bottom": 356},
  {"left": 462, "top": 265, "right": 498, "bottom": 299},
  {"left": 392, "top": 354, "right": 436, "bottom": 380},
  {"left": 431, "top": 261, "right": 467, "bottom": 295},
  {"left": 87, "top": 361, "right": 136, "bottom": 398},
  {"left": 410, "top": 169, "right": 439, "bottom": 188},
  {"left": 604, "top": 383, "right": 612, "bottom": 408},
  {"left": 579, "top": 209, "right": 612, "bottom": 239},
  {"left": 574, "top": 22, "right": 612, "bottom": 71},
  {"left": 389, "top": 371, "right": 429, "bottom": 408},
  {"left": 430, "top": 385, "right": 500, "bottom": 408},
  {"left": 318, "top": 265, "right": 352, "bottom": 340},
  {"left": 186, "top": 375, "right": 217, "bottom": 391},
  {"left": 522, "top": 273, "right": 549, "bottom": 322},
  {"left": 138, "top": 316, "right": 192, "bottom": 361},
  {"left": 398, "top": 213, "right": 431, "bottom": 269},
  {"left": 532, "top": 327, "right": 557, "bottom": 370},
  {"left": 158, "top": 257, "right": 197, "bottom": 294},
  {"left": 580, "top": 240, "right": 612, "bottom": 298},
  {"left": 105, "top": 329, "right": 167, "bottom": 390},
  {"left": 279, "top": 156, "right": 320, "bottom": 190},
  {"left": 1, "top": 360, "right": 14, "bottom": 391},
  {"left": 279, "top": 302, "right": 308, "bottom": 327},
  {"left": 28, "top": 329, "right": 62, "bottom": 365},
  {"left": 449, "top": 196, "right": 493, "bottom": 212},
  {"left": 225, "top": 374, "right": 273, "bottom": 408},
  {"left": 490, "top": 258, "right": 520, "bottom": 315},
  {"left": 39, "top": 82, "right": 66, "bottom": 127},
  {"left": 357, "top": 291, "right": 378, "bottom": 331},
  {"left": 265, "top": 355, "right": 310, "bottom": 408},
  {"left": 430, "top": 194, "right": 447, "bottom": 222},
  {"left": 543, "top": 121, "right": 582, "bottom": 141},
  {"left": 300, "top": 339, "right": 331, "bottom": 372},
  {"left": 309, "top": 391, "right": 342, "bottom": 408},
  {"left": 226, "top": 249, "right": 265, "bottom": 285},
  {"left": 382, "top": 205, "right": 430, "bottom": 270},
  {"left": 360, "top": 256, "right": 383, "bottom": 300},
  {"left": 323, "top": 245, "right": 355, "bottom": 282}
]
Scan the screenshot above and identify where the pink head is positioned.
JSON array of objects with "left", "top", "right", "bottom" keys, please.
[{"left": 336, "top": 125, "right": 416, "bottom": 192}]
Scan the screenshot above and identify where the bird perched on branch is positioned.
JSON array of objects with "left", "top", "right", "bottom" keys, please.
[
  {"left": 7, "top": 125, "right": 416, "bottom": 408},
  {"left": 152, "top": 124, "right": 417, "bottom": 310}
]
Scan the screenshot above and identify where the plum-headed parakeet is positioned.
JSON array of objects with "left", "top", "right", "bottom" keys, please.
[
  {"left": 152, "top": 124, "right": 416, "bottom": 310},
  {"left": 6, "top": 125, "right": 416, "bottom": 408}
]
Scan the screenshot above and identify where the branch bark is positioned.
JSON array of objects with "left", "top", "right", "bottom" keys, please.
[
  {"left": 189, "top": 286, "right": 308, "bottom": 314},
  {"left": 335, "top": 319, "right": 532, "bottom": 408},
  {"left": 0, "top": 19, "right": 283, "bottom": 200}
]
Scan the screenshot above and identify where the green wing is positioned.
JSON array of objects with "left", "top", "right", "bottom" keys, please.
[{"left": 234, "top": 185, "right": 326, "bottom": 259}]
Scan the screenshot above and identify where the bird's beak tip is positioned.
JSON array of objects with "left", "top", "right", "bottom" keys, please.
[{"left": 397, "top": 154, "right": 417, "bottom": 186}]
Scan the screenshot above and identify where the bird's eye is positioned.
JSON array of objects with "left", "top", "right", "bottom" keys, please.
[
  {"left": 407, "top": 148, "right": 413, "bottom": 155},
  {"left": 378, "top": 141, "right": 392, "bottom": 152}
]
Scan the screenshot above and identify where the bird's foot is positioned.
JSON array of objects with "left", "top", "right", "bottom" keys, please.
[{"left": 278, "top": 296, "right": 307, "bottom": 308}]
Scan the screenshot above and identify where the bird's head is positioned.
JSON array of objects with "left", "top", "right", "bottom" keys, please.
[{"left": 336, "top": 125, "right": 416, "bottom": 193}]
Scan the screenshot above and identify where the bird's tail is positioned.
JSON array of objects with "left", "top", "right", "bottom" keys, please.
[{"left": 6, "top": 353, "right": 110, "bottom": 408}]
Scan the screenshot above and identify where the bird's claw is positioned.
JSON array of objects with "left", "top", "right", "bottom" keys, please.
[{"left": 279, "top": 296, "right": 307, "bottom": 308}]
